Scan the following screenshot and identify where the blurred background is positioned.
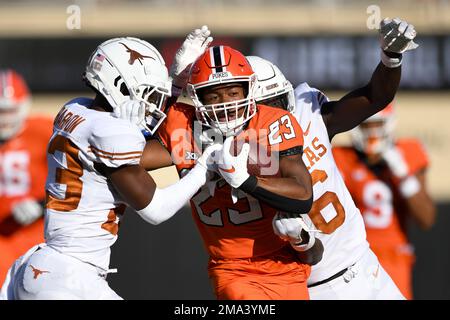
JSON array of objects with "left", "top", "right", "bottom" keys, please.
[{"left": 0, "top": 0, "right": 449, "bottom": 299}]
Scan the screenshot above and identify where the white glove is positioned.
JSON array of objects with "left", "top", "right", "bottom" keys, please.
[
  {"left": 217, "top": 136, "right": 250, "bottom": 189},
  {"left": 272, "top": 212, "right": 319, "bottom": 242},
  {"left": 381, "top": 145, "right": 409, "bottom": 179},
  {"left": 196, "top": 143, "right": 223, "bottom": 172},
  {"left": 112, "top": 99, "right": 145, "bottom": 127},
  {"left": 169, "top": 25, "right": 213, "bottom": 96},
  {"left": 382, "top": 145, "right": 421, "bottom": 197},
  {"left": 379, "top": 18, "right": 418, "bottom": 68},
  {"left": 12, "top": 199, "right": 44, "bottom": 226},
  {"left": 273, "top": 212, "right": 321, "bottom": 251},
  {"left": 379, "top": 18, "right": 418, "bottom": 53}
]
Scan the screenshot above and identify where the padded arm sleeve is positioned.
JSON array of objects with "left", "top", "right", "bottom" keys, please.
[
  {"left": 240, "top": 175, "right": 313, "bottom": 214},
  {"left": 136, "top": 164, "right": 206, "bottom": 225}
]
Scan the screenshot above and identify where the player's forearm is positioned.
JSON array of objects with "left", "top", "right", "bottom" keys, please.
[
  {"left": 404, "top": 190, "right": 436, "bottom": 230},
  {"left": 140, "top": 139, "right": 173, "bottom": 170},
  {"left": 256, "top": 176, "right": 312, "bottom": 200},
  {"left": 239, "top": 175, "right": 313, "bottom": 214},
  {"left": 367, "top": 59, "right": 401, "bottom": 110},
  {"left": 136, "top": 164, "right": 206, "bottom": 225},
  {"left": 322, "top": 62, "right": 402, "bottom": 139},
  {"left": 392, "top": 170, "right": 436, "bottom": 230}
]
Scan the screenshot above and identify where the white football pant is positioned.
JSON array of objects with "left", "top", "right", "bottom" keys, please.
[
  {"left": 0, "top": 244, "right": 121, "bottom": 300},
  {"left": 308, "top": 248, "right": 405, "bottom": 300}
]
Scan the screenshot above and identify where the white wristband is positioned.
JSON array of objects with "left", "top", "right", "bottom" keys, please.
[
  {"left": 399, "top": 175, "right": 421, "bottom": 198},
  {"left": 381, "top": 50, "right": 402, "bottom": 68}
]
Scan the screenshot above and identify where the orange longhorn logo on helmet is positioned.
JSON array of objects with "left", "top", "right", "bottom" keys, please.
[{"left": 120, "top": 43, "right": 155, "bottom": 65}]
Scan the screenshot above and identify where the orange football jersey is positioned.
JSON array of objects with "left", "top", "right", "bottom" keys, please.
[
  {"left": 0, "top": 115, "right": 54, "bottom": 282},
  {"left": 333, "top": 139, "right": 429, "bottom": 299},
  {"left": 333, "top": 139, "right": 428, "bottom": 248},
  {"left": 158, "top": 103, "right": 304, "bottom": 260}
]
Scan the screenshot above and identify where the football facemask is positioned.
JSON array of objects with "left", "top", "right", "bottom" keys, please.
[
  {"left": 188, "top": 46, "right": 258, "bottom": 136},
  {"left": 84, "top": 37, "right": 172, "bottom": 136}
]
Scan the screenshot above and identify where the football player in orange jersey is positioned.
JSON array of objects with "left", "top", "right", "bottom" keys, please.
[
  {"left": 243, "top": 17, "right": 419, "bottom": 300},
  {"left": 333, "top": 104, "right": 436, "bottom": 299},
  {"left": 140, "top": 45, "right": 323, "bottom": 300},
  {"left": 0, "top": 70, "right": 54, "bottom": 285}
]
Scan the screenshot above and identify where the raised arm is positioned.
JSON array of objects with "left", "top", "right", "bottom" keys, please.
[{"left": 322, "top": 18, "right": 418, "bottom": 140}]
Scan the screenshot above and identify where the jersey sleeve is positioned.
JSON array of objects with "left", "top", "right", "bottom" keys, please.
[
  {"left": 294, "top": 82, "right": 330, "bottom": 114},
  {"left": 155, "top": 103, "right": 200, "bottom": 173},
  {"left": 156, "top": 116, "right": 170, "bottom": 150},
  {"left": 312, "top": 88, "right": 330, "bottom": 108},
  {"left": 88, "top": 119, "right": 145, "bottom": 168},
  {"left": 397, "top": 139, "right": 429, "bottom": 175},
  {"left": 264, "top": 109, "right": 304, "bottom": 154}
]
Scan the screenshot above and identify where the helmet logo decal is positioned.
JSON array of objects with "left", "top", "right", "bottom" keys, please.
[
  {"left": 120, "top": 43, "right": 155, "bottom": 65},
  {"left": 209, "top": 46, "right": 227, "bottom": 74}
]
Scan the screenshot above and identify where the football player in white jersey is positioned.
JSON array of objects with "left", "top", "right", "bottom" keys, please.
[
  {"left": 0, "top": 27, "right": 218, "bottom": 300},
  {"left": 246, "top": 17, "right": 418, "bottom": 299}
]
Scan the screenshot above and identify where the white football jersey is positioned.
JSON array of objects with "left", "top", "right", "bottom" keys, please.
[
  {"left": 293, "top": 83, "right": 369, "bottom": 284},
  {"left": 44, "top": 97, "right": 145, "bottom": 271}
]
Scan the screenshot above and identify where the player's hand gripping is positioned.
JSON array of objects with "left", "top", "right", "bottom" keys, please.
[
  {"left": 217, "top": 136, "right": 250, "bottom": 189},
  {"left": 272, "top": 212, "right": 321, "bottom": 251},
  {"left": 112, "top": 99, "right": 145, "bottom": 128},
  {"left": 381, "top": 145, "right": 409, "bottom": 179},
  {"left": 379, "top": 18, "right": 418, "bottom": 53},
  {"left": 170, "top": 25, "right": 213, "bottom": 96},
  {"left": 379, "top": 18, "right": 418, "bottom": 68},
  {"left": 196, "top": 143, "right": 223, "bottom": 173},
  {"left": 12, "top": 198, "right": 44, "bottom": 226}
]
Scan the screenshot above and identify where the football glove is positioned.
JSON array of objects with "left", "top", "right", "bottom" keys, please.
[
  {"left": 112, "top": 99, "right": 145, "bottom": 128},
  {"left": 382, "top": 145, "right": 421, "bottom": 197},
  {"left": 12, "top": 199, "right": 44, "bottom": 226},
  {"left": 217, "top": 136, "right": 250, "bottom": 189},
  {"left": 196, "top": 143, "right": 223, "bottom": 172},
  {"left": 170, "top": 25, "right": 213, "bottom": 96},
  {"left": 379, "top": 18, "right": 418, "bottom": 68},
  {"left": 380, "top": 18, "right": 418, "bottom": 53},
  {"left": 273, "top": 212, "right": 321, "bottom": 251},
  {"left": 381, "top": 145, "right": 409, "bottom": 179}
]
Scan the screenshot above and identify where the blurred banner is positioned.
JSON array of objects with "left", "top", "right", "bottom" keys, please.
[{"left": 0, "top": 35, "right": 449, "bottom": 92}]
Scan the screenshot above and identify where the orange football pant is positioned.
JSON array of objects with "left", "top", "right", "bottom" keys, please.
[{"left": 208, "top": 246, "right": 311, "bottom": 300}]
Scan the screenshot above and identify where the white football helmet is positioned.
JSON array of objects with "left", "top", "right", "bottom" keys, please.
[
  {"left": 187, "top": 45, "right": 258, "bottom": 137},
  {"left": 0, "top": 70, "right": 31, "bottom": 141},
  {"left": 351, "top": 103, "right": 396, "bottom": 156},
  {"left": 246, "top": 56, "right": 295, "bottom": 113},
  {"left": 83, "top": 37, "right": 171, "bottom": 135}
]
